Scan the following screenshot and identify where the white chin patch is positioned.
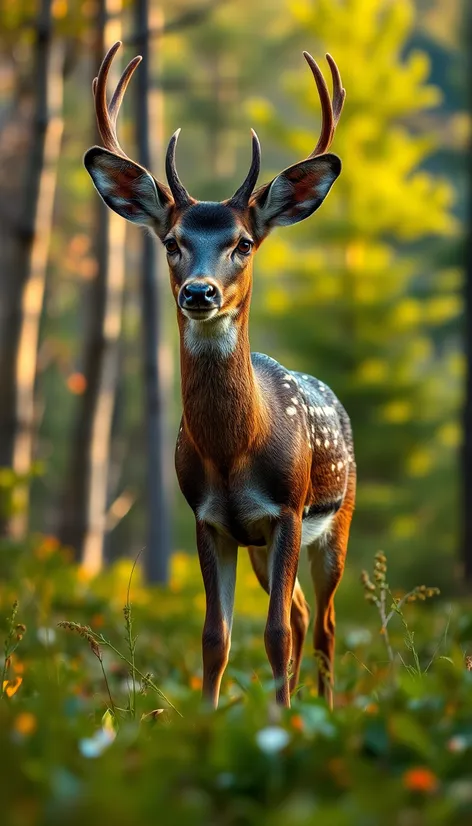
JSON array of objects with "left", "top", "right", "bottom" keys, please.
[{"left": 183, "top": 311, "right": 238, "bottom": 359}]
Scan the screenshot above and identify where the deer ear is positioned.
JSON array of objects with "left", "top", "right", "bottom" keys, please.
[
  {"left": 84, "top": 146, "right": 173, "bottom": 230},
  {"left": 250, "top": 153, "right": 341, "bottom": 237}
]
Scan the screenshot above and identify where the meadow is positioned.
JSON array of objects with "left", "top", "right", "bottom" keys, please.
[{"left": 2, "top": 538, "right": 472, "bottom": 826}]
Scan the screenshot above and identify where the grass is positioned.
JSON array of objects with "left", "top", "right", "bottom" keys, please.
[{"left": 1, "top": 536, "right": 472, "bottom": 826}]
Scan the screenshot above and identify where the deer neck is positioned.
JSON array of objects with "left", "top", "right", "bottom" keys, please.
[{"left": 178, "top": 287, "right": 267, "bottom": 470}]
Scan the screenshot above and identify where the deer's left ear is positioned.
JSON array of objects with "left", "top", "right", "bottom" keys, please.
[{"left": 250, "top": 153, "right": 341, "bottom": 237}]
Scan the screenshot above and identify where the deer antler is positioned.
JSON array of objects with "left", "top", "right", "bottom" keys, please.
[
  {"left": 303, "top": 52, "right": 346, "bottom": 158},
  {"left": 92, "top": 41, "right": 193, "bottom": 208},
  {"left": 229, "top": 53, "right": 345, "bottom": 211},
  {"left": 227, "top": 130, "right": 261, "bottom": 210},
  {"left": 92, "top": 41, "right": 142, "bottom": 158}
]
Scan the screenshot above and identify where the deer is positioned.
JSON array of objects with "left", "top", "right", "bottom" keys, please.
[{"left": 84, "top": 41, "right": 355, "bottom": 710}]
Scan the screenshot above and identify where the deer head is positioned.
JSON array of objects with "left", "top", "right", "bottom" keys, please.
[{"left": 84, "top": 41, "right": 345, "bottom": 324}]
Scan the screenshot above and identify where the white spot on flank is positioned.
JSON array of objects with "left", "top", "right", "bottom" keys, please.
[
  {"left": 324, "top": 440, "right": 330, "bottom": 448},
  {"left": 331, "top": 464, "right": 336, "bottom": 472},
  {"left": 315, "top": 438, "right": 321, "bottom": 446},
  {"left": 282, "top": 383, "right": 291, "bottom": 389},
  {"left": 337, "top": 461, "right": 344, "bottom": 470},
  {"left": 291, "top": 397, "right": 299, "bottom": 405},
  {"left": 302, "top": 374, "right": 309, "bottom": 379},
  {"left": 286, "top": 406, "right": 297, "bottom": 417}
]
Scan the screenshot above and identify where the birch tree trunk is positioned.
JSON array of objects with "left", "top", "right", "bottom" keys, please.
[
  {"left": 58, "top": 0, "right": 126, "bottom": 574},
  {"left": 0, "top": 0, "right": 65, "bottom": 538},
  {"left": 135, "top": 0, "right": 172, "bottom": 583}
]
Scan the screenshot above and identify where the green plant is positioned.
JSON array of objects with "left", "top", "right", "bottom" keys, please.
[
  {"left": 58, "top": 552, "right": 181, "bottom": 720},
  {"left": 361, "top": 550, "right": 440, "bottom": 671},
  {"left": 1, "top": 600, "right": 26, "bottom": 698}
]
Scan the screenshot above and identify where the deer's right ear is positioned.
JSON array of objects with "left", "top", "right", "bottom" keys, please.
[{"left": 84, "top": 146, "right": 173, "bottom": 230}]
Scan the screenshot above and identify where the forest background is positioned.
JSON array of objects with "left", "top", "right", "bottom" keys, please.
[
  {"left": 0, "top": 0, "right": 469, "bottom": 591},
  {"left": 2, "top": 2, "right": 472, "bottom": 825}
]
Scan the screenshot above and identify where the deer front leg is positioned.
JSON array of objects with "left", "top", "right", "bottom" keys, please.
[
  {"left": 196, "top": 521, "right": 238, "bottom": 709},
  {"left": 264, "top": 508, "right": 302, "bottom": 707}
]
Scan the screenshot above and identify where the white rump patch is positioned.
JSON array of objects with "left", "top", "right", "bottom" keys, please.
[{"left": 301, "top": 513, "right": 334, "bottom": 546}]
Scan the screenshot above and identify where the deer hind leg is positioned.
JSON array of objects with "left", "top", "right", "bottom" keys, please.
[
  {"left": 289, "top": 581, "right": 310, "bottom": 694},
  {"left": 196, "top": 522, "right": 238, "bottom": 709},
  {"left": 307, "top": 469, "right": 356, "bottom": 709},
  {"left": 249, "top": 517, "right": 308, "bottom": 703}
]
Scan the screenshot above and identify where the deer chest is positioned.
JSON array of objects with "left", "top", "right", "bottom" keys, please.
[{"left": 195, "top": 481, "right": 281, "bottom": 547}]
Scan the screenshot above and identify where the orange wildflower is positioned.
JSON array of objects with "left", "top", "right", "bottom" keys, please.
[
  {"left": 35, "top": 535, "right": 60, "bottom": 560},
  {"left": 14, "top": 712, "right": 37, "bottom": 736},
  {"left": 189, "top": 675, "right": 203, "bottom": 691},
  {"left": 67, "top": 372, "right": 87, "bottom": 395},
  {"left": 291, "top": 714, "right": 304, "bottom": 732},
  {"left": 3, "top": 676, "right": 23, "bottom": 697},
  {"left": 403, "top": 766, "right": 439, "bottom": 794}
]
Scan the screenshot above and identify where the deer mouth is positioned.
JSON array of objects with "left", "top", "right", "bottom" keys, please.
[{"left": 181, "top": 307, "right": 220, "bottom": 322}]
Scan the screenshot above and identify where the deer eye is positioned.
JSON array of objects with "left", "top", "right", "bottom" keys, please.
[
  {"left": 235, "top": 238, "right": 253, "bottom": 256},
  {"left": 164, "top": 238, "right": 179, "bottom": 255}
]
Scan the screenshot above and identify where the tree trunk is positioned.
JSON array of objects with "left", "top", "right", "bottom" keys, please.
[
  {"left": 0, "top": 0, "right": 65, "bottom": 537},
  {"left": 58, "top": 0, "right": 126, "bottom": 574},
  {"left": 462, "top": 2, "right": 472, "bottom": 583},
  {"left": 134, "top": 0, "right": 172, "bottom": 583}
]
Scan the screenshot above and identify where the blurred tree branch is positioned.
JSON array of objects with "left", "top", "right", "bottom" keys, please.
[{"left": 125, "top": 0, "right": 224, "bottom": 43}]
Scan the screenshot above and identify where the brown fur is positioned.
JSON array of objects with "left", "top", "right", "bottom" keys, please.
[{"left": 85, "top": 44, "right": 353, "bottom": 710}]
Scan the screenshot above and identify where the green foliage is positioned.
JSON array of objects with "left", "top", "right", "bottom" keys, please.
[
  {"left": 0, "top": 0, "right": 464, "bottom": 576},
  {"left": 1, "top": 541, "right": 472, "bottom": 825},
  {"left": 246, "top": 0, "right": 462, "bottom": 580}
]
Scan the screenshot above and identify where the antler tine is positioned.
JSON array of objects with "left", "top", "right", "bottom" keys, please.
[
  {"left": 227, "top": 129, "right": 261, "bottom": 209},
  {"left": 165, "top": 129, "right": 193, "bottom": 209},
  {"left": 326, "top": 53, "right": 346, "bottom": 123},
  {"left": 303, "top": 51, "right": 345, "bottom": 158},
  {"left": 93, "top": 41, "right": 141, "bottom": 158},
  {"left": 109, "top": 55, "right": 142, "bottom": 120},
  {"left": 303, "top": 51, "right": 334, "bottom": 158}
]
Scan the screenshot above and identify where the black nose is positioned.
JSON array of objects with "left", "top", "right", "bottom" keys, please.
[{"left": 181, "top": 282, "right": 217, "bottom": 307}]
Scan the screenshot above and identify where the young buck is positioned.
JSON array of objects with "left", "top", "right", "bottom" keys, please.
[{"left": 84, "top": 42, "right": 355, "bottom": 709}]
